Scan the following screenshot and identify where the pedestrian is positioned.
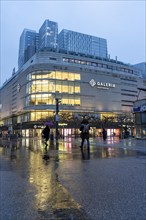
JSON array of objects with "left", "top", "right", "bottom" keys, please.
[
  {"left": 42, "top": 125, "right": 50, "bottom": 146},
  {"left": 102, "top": 128, "right": 107, "bottom": 141},
  {"left": 80, "top": 118, "right": 90, "bottom": 151}
]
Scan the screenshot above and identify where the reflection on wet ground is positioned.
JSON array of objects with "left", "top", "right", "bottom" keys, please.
[
  {"left": 0, "top": 138, "right": 146, "bottom": 220},
  {"left": 0, "top": 138, "right": 146, "bottom": 162},
  {"left": 0, "top": 139, "right": 91, "bottom": 219}
]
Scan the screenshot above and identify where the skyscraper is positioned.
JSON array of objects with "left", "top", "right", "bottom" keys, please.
[
  {"left": 18, "top": 29, "right": 38, "bottom": 69},
  {"left": 58, "top": 29, "right": 108, "bottom": 58},
  {"left": 18, "top": 19, "right": 108, "bottom": 70},
  {"left": 39, "top": 19, "right": 58, "bottom": 50}
]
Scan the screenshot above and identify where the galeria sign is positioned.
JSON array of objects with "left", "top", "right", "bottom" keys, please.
[{"left": 89, "top": 79, "right": 116, "bottom": 88}]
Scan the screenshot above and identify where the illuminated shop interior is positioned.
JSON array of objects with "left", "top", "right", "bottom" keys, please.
[{"left": 26, "top": 70, "right": 81, "bottom": 106}]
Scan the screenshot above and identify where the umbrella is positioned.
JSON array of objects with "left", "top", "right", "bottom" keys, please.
[{"left": 45, "top": 121, "right": 54, "bottom": 127}]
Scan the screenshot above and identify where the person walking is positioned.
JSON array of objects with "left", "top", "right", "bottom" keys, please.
[
  {"left": 80, "top": 118, "right": 90, "bottom": 151},
  {"left": 42, "top": 125, "right": 50, "bottom": 147},
  {"left": 102, "top": 128, "right": 107, "bottom": 141}
]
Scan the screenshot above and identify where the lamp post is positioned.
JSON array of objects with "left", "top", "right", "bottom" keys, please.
[
  {"left": 55, "top": 98, "right": 62, "bottom": 139},
  {"left": 20, "top": 122, "right": 22, "bottom": 137},
  {"left": 55, "top": 98, "right": 59, "bottom": 142}
]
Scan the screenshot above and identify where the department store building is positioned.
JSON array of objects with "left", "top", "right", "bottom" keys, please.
[{"left": 0, "top": 50, "right": 145, "bottom": 138}]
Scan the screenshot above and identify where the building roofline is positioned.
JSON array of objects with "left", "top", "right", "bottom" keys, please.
[{"left": 1, "top": 50, "right": 143, "bottom": 89}]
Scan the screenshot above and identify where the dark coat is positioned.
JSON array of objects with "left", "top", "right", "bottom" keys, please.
[
  {"left": 80, "top": 122, "right": 90, "bottom": 139},
  {"left": 42, "top": 126, "right": 50, "bottom": 141},
  {"left": 102, "top": 129, "right": 107, "bottom": 140}
]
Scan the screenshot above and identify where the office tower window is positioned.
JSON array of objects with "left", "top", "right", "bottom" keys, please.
[
  {"left": 58, "top": 29, "right": 108, "bottom": 58},
  {"left": 18, "top": 29, "right": 38, "bottom": 69},
  {"left": 39, "top": 20, "right": 58, "bottom": 50}
]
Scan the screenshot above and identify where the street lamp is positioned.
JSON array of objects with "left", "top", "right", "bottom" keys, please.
[{"left": 55, "top": 98, "right": 61, "bottom": 142}]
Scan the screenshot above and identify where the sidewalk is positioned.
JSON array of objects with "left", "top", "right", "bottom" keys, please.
[
  {"left": 0, "top": 136, "right": 146, "bottom": 220},
  {"left": 90, "top": 137, "right": 146, "bottom": 151},
  {"left": 0, "top": 136, "right": 146, "bottom": 154}
]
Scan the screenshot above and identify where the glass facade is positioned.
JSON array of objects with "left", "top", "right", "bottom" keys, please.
[
  {"left": 18, "top": 20, "right": 109, "bottom": 70},
  {"left": 18, "top": 20, "right": 58, "bottom": 69},
  {"left": 39, "top": 20, "right": 58, "bottom": 49},
  {"left": 30, "top": 111, "right": 54, "bottom": 121},
  {"left": 58, "top": 29, "right": 108, "bottom": 58},
  {"left": 18, "top": 29, "right": 37, "bottom": 69},
  {"left": 26, "top": 70, "right": 81, "bottom": 107}
]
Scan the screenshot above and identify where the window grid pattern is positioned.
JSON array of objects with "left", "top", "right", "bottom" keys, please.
[{"left": 26, "top": 70, "right": 81, "bottom": 106}]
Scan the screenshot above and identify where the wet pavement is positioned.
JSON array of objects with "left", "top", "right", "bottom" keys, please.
[{"left": 0, "top": 137, "right": 146, "bottom": 220}]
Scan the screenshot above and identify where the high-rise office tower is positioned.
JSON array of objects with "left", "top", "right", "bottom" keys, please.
[
  {"left": 18, "top": 29, "right": 38, "bottom": 69},
  {"left": 39, "top": 19, "right": 58, "bottom": 50},
  {"left": 18, "top": 19, "right": 108, "bottom": 70},
  {"left": 58, "top": 29, "right": 108, "bottom": 58}
]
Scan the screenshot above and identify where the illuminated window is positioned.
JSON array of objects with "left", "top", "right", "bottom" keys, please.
[
  {"left": 30, "top": 95, "right": 36, "bottom": 105},
  {"left": 62, "top": 72, "right": 68, "bottom": 80},
  {"left": 41, "top": 74, "right": 49, "bottom": 79},
  {"left": 68, "top": 97, "right": 74, "bottom": 105},
  {"left": 62, "top": 81, "right": 69, "bottom": 93},
  {"left": 32, "top": 73, "right": 36, "bottom": 80},
  {"left": 27, "top": 71, "right": 80, "bottom": 82},
  {"left": 62, "top": 98, "right": 69, "bottom": 105},
  {"left": 56, "top": 72, "right": 62, "bottom": 80},
  {"left": 74, "top": 96, "right": 80, "bottom": 105},
  {"left": 41, "top": 94, "right": 49, "bottom": 104},
  {"left": 35, "top": 94, "right": 42, "bottom": 105},
  {"left": 74, "top": 74, "right": 80, "bottom": 80},
  {"left": 68, "top": 82, "right": 74, "bottom": 94},
  {"left": 75, "top": 82, "right": 80, "bottom": 93},
  {"left": 56, "top": 80, "right": 62, "bottom": 93},
  {"left": 68, "top": 73, "right": 74, "bottom": 81},
  {"left": 26, "top": 70, "right": 81, "bottom": 107},
  {"left": 41, "top": 80, "right": 49, "bottom": 92},
  {"left": 30, "top": 111, "right": 54, "bottom": 121},
  {"left": 49, "top": 71, "right": 56, "bottom": 79},
  {"left": 36, "top": 84, "right": 41, "bottom": 92},
  {"left": 48, "top": 81, "right": 55, "bottom": 92},
  {"left": 17, "top": 116, "right": 21, "bottom": 123},
  {"left": 36, "top": 74, "right": 42, "bottom": 79},
  {"left": 36, "top": 112, "right": 42, "bottom": 120},
  {"left": 31, "top": 82, "right": 36, "bottom": 93},
  {"left": 41, "top": 112, "right": 48, "bottom": 119},
  {"left": 31, "top": 112, "right": 36, "bottom": 121}
]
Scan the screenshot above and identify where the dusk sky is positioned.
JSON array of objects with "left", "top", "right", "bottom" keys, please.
[{"left": 0, "top": 0, "right": 145, "bottom": 86}]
